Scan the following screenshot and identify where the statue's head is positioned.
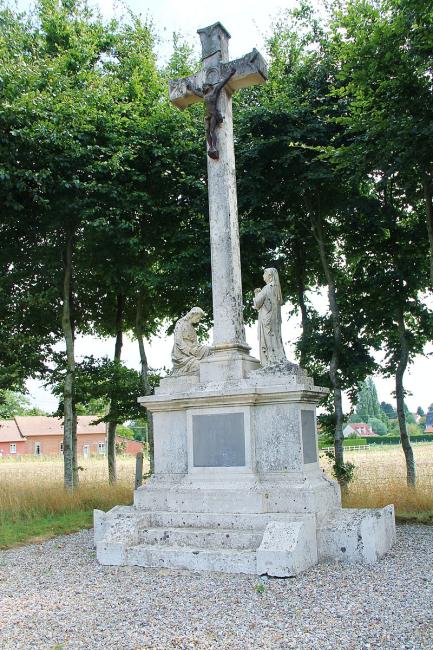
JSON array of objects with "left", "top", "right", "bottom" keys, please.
[
  {"left": 187, "top": 306, "right": 206, "bottom": 324},
  {"left": 263, "top": 268, "right": 283, "bottom": 305},
  {"left": 263, "top": 268, "right": 278, "bottom": 284}
]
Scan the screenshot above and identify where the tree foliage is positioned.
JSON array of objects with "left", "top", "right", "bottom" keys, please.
[{"left": 0, "top": 390, "right": 48, "bottom": 419}]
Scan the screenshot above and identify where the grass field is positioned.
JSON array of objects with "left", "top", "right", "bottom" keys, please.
[
  {"left": 330, "top": 443, "right": 433, "bottom": 523},
  {"left": 0, "top": 444, "right": 432, "bottom": 549},
  {"left": 0, "top": 456, "right": 138, "bottom": 548}
]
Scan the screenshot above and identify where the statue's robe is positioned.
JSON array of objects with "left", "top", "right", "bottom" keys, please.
[
  {"left": 253, "top": 283, "right": 286, "bottom": 366},
  {"left": 171, "top": 317, "right": 210, "bottom": 375}
]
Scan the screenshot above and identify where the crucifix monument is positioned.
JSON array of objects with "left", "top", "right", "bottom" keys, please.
[
  {"left": 169, "top": 23, "right": 267, "bottom": 381},
  {"left": 94, "top": 23, "right": 395, "bottom": 577}
]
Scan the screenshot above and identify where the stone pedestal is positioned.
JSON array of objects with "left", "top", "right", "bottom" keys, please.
[{"left": 94, "top": 362, "right": 395, "bottom": 575}]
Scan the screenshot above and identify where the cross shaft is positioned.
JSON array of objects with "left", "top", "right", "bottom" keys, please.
[{"left": 169, "top": 23, "right": 267, "bottom": 355}]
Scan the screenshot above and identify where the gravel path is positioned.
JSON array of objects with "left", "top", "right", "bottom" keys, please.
[{"left": 0, "top": 525, "right": 432, "bottom": 650}]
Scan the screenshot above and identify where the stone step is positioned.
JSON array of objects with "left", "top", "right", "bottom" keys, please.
[
  {"left": 141, "top": 510, "right": 305, "bottom": 531},
  {"left": 134, "top": 487, "right": 264, "bottom": 513},
  {"left": 138, "top": 526, "right": 263, "bottom": 550},
  {"left": 126, "top": 544, "right": 257, "bottom": 574}
]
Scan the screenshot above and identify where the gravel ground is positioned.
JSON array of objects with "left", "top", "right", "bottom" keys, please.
[{"left": 0, "top": 525, "right": 432, "bottom": 650}]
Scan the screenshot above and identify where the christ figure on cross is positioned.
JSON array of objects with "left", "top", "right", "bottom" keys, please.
[{"left": 187, "top": 67, "right": 236, "bottom": 159}]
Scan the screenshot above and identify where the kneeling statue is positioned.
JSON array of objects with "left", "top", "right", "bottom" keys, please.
[{"left": 171, "top": 307, "right": 210, "bottom": 375}]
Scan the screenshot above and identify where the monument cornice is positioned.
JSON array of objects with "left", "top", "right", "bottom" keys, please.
[{"left": 138, "top": 385, "right": 328, "bottom": 413}]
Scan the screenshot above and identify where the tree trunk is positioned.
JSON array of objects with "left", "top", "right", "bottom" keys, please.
[
  {"left": 62, "top": 233, "right": 76, "bottom": 491},
  {"left": 395, "top": 309, "right": 416, "bottom": 487},
  {"left": 422, "top": 176, "right": 433, "bottom": 288},
  {"left": 135, "top": 293, "right": 154, "bottom": 475},
  {"left": 107, "top": 293, "right": 125, "bottom": 484},
  {"left": 294, "top": 246, "right": 310, "bottom": 368},
  {"left": 135, "top": 294, "right": 151, "bottom": 395},
  {"left": 309, "top": 206, "right": 345, "bottom": 478},
  {"left": 72, "top": 410, "right": 79, "bottom": 487}
]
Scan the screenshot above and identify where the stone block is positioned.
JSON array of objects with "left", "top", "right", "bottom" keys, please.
[
  {"left": 199, "top": 350, "right": 260, "bottom": 383},
  {"left": 93, "top": 509, "right": 107, "bottom": 545},
  {"left": 96, "top": 541, "right": 128, "bottom": 566},
  {"left": 254, "top": 403, "right": 302, "bottom": 473},
  {"left": 152, "top": 410, "right": 188, "bottom": 475},
  {"left": 126, "top": 545, "right": 257, "bottom": 574},
  {"left": 153, "top": 374, "right": 200, "bottom": 396},
  {"left": 256, "top": 517, "right": 318, "bottom": 577},
  {"left": 138, "top": 526, "right": 263, "bottom": 550},
  {"left": 318, "top": 505, "right": 396, "bottom": 563}
]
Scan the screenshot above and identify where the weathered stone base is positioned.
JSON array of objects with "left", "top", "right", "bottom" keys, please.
[
  {"left": 94, "top": 361, "right": 395, "bottom": 576},
  {"left": 94, "top": 502, "right": 395, "bottom": 576}
]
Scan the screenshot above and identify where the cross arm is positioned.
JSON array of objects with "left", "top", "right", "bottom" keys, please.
[
  {"left": 169, "top": 71, "right": 206, "bottom": 111},
  {"left": 223, "top": 49, "right": 268, "bottom": 93},
  {"left": 169, "top": 49, "right": 268, "bottom": 111}
]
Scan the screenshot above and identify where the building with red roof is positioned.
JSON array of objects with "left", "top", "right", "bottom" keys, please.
[
  {"left": 343, "top": 422, "right": 379, "bottom": 438},
  {"left": 0, "top": 419, "right": 26, "bottom": 456},
  {"left": 0, "top": 416, "right": 143, "bottom": 457}
]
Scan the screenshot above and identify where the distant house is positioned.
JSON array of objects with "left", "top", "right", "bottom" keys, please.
[
  {"left": 426, "top": 411, "right": 433, "bottom": 434},
  {"left": 343, "top": 422, "right": 379, "bottom": 438},
  {"left": 0, "top": 419, "right": 26, "bottom": 456},
  {"left": 0, "top": 416, "right": 143, "bottom": 457}
]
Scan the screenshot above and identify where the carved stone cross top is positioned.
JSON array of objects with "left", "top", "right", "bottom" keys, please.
[
  {"left": 169, "top": 23, "right": 267, "bottom": 366},
  {"left": 169, "top": 23, "right": 267, "bottom": 160}
]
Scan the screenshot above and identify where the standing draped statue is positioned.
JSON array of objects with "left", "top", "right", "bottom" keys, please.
[
  {"left": 171, "top": 307, "right": 210, "bottom": 375},
  {"left": 253, "top": 268, "right": 287, "bottom": 366}
]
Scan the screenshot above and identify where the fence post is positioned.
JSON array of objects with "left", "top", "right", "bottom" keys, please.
[{"left": 135, "top": 452, "right": 144, "bottom": 490}]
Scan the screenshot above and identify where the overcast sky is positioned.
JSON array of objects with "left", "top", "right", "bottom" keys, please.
[
  {"left": 94, "top": 0, "right": 297, "bottom": 60},
  {"left": 24, "top": 0, "right": 433, "bottom": 413}
]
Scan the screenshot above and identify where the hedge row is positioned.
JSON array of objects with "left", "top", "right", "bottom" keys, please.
[
  {"left": 319, "top": 439, "right": 367, "bottom": 449},
  {"left": 364, "top": 434, "right": 433, "bottom": 445},
  {"left": 319, "top": 434, "right": 433, "bottom": 449}
]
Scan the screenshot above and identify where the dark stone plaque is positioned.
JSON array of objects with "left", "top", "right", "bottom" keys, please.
[
  {"left": 192, "top": 412, "right": 245, "bottom": 467},
  {"left": 301, "top": 410, "right": 317, "bottom": 464}
]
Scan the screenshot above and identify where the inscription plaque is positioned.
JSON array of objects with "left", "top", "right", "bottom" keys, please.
[
  {"left": 301, "top": 410, "right": 317, "bottom": 464},
  {"left": 192, "top": 413, "right": 245, "bottom": 467}
]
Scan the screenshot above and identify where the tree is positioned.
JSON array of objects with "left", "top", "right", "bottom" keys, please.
[
  {"left": 0, "top": 390, "right": 48, "bottom": 419},
  {"left": 0, "top": 3, "right": 63, "bottom": 394},
  {"left": 52, "top": 355, "right": 144, "bottom": 431},
  {"left": 116, "top": 424, "right": 135, "bottom": 439},
  {"left": 368, "top": 417, "right": 387, "bottom": 436},
  {"left": 329, "top": 0, "right": 433, "bottom": 286},
  {"left": 77, "top": 23, "right": 208, "bottom": 482},
  {"left": 327, "top": 0, "right": 433, "bottom": 486},
  {"left": 75, "top": 397, "right": 108, "bottom": 417},
  {"left": 0, "top": 0, "right": 127, "bottom": 488},
  {"left": 0, "top": 2, "right": 209, "bottom": 488},
  {"left": 236, "top": 2, "right": 377, "bottom": 485},
  {"left": 381, "top": 401, "right": 397, "bottom": 419},
  {"left": 354, "top": 378, "right": 383, "bottom": 422}
]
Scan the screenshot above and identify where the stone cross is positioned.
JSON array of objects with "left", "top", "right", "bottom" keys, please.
[{"left": 169, "top": 23, "right": 267, "bottom": 355}]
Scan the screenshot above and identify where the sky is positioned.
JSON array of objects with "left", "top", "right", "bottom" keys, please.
[
  {"left": 22, "top": 0, "right": 433, "bottom": 414},
  {"left": 94, "top": 0, "right": 297, "bottom": 61}
]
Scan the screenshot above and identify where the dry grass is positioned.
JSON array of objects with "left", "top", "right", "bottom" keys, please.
[
  {"left": 0, "top": 456, "right": 141, "bottom": 547},
  {"left": 320, "top": 443, "right": 433, "bottom": 521},
  {"left": 1, "top": 445, "right": 431, "bottom": 548},
  {"left": 0, "top": 456, "right": 138, "bottom": 517}
]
